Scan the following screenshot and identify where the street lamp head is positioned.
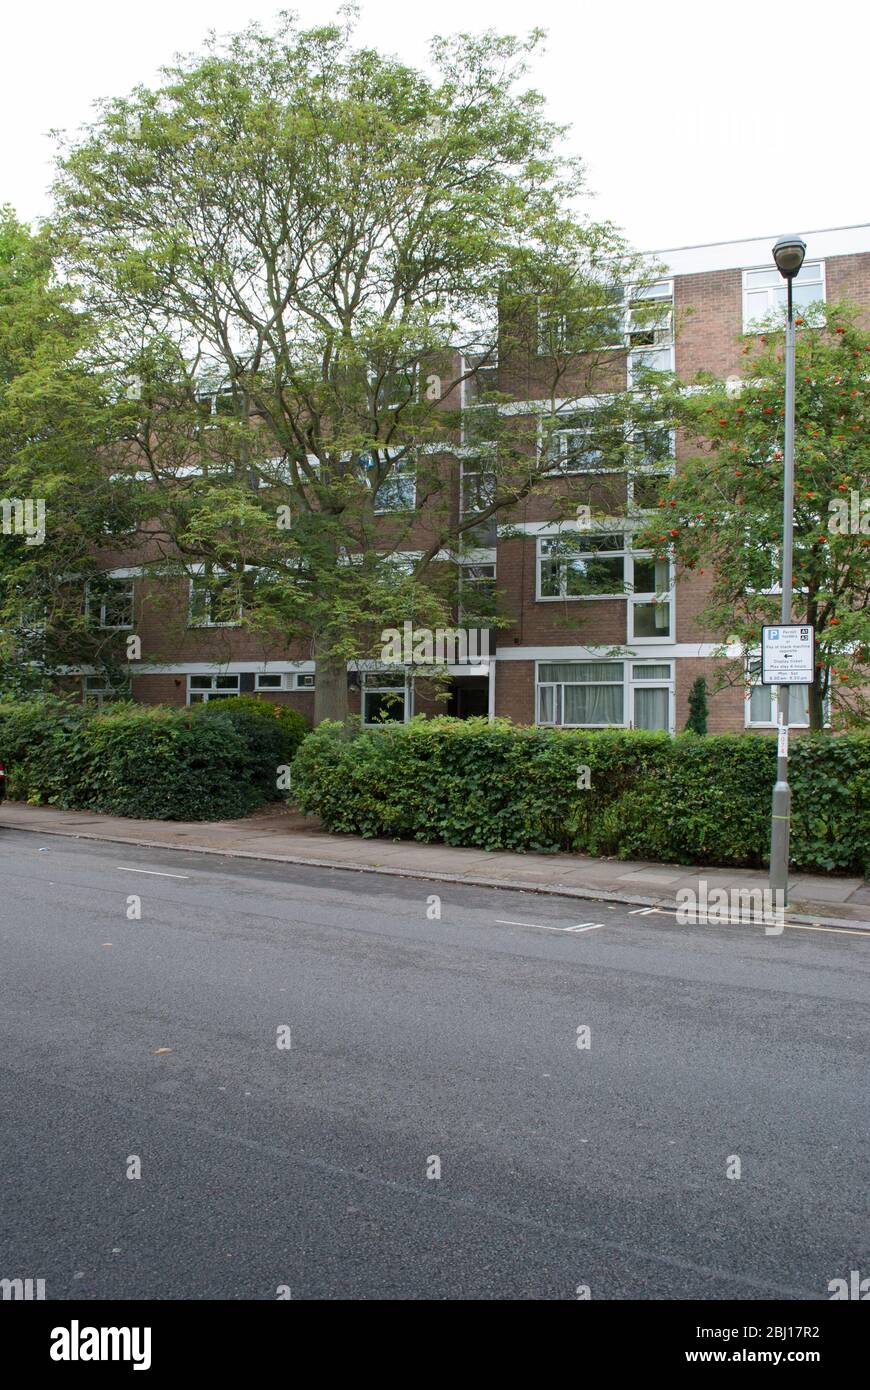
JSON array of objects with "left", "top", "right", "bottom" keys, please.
[{"left": 772, "top": 235, "right": 807, "bottom": 279}]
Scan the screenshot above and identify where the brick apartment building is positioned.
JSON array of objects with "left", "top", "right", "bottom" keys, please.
[{"left": 79, "top": 223, "right": 870, "bottom": 734}]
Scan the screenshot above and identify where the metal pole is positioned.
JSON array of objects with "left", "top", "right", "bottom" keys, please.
[{"left": 769, "top": 277, "right": 795, "bottom": 905}]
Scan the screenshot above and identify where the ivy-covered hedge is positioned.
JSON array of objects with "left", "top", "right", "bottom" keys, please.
[
  {"left": 290, "top": 717, "right": 870, "bottom": 874},
  {"left": 0, "top": 697, "right": 307, "bottom": 820}
]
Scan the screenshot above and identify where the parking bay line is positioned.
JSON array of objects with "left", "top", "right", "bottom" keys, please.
[
  {"left": 116, "top": 866, "right": 190, "bottom": 879},
  {"left": 495, "top": 919, "right": 603, "bottom": 934}
]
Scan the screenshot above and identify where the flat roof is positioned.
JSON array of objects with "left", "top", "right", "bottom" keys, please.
[{"left": 645, "top": 223, "right": 870, "bottom": 278}]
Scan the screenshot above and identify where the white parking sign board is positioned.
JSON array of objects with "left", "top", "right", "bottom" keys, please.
[{"left": 761, "top": 624, "right": 815, "bottom": 685}]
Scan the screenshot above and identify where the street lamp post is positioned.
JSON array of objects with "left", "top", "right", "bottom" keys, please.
[{"left": 768, "top": 234, "right": 806, "bottom": 907}]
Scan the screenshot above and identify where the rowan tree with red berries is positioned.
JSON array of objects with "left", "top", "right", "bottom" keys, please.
[{"left": 639, "top": 303, "right": 870, "bottom": 730}]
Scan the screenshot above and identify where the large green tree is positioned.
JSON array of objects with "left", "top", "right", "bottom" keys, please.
[
  {"left": 640, "top": 303, "right": 870, "bottom": 730},
  {"left": 52, "top": 14, "right": 649, "bottom": 721},
  {"left": 0, "top": 207, "right": 134, "bottom": 696}
]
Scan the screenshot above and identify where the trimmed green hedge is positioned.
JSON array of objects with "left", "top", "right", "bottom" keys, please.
[
  {"left": 290, "top": 717, "right": 870, "bottom": 874},
  {"left": 0, "top": 696, "right": 308, "bottom": 820}
]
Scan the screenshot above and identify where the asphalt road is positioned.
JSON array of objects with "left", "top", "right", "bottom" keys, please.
[{"left": 0, "top": 828, "right": 867, "bottom": 1300}]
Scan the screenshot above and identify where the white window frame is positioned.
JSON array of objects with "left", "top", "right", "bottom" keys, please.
[
  {"left": 627, "top": 551, "right": 675, "bottom": 643},
  {"left": 85, "top": 578, "right": 135, "bottom": 630},
  {"left": 534, "top": 659, "right": 675, "bottom": 732},
  {"left": 255, "top": 673, "right": 284, "bottom": 692},
  {"left": 187, "top": 674, "right": 241, "bottom": 704},
  {"left": 742, "top": 261, "right": 826, "bottom": 334},
  {"left": 535, "top": 533, "right": 674, "bottom": 634},
  {"left": 292, "top": 672, "right": 316, "bottom": 690},
  {"left": 536, "top": 281, "right": 674, "bottom": 374},
  {"left": 744, "top": 655, "right": 815, "bottom": 729},
  {"left": 188, "top": 573, "right": 243, "bottom": 628},
  {"left": 82, "top": 674, "right": 131, "bottom": 708},
  {"left": 536, "top": 532, "right": 628, "bottom": 602},
  {"left": 361, "top": 670, "right": 411, "bottom": 726}
]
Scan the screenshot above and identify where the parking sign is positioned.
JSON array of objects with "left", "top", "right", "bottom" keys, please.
[{"left": 760, "top": 624, "right": 815, "bottom": 685}]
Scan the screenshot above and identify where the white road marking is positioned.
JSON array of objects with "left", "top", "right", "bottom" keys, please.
[
  {"left": 629, "top": 907, "right": 658, "bottom": 915},
  {"left": 495, "top": 918, "right": 603, "bottom": 934},
  {"left": 116, "top": 866, "right": 189, "bottom": 879}
]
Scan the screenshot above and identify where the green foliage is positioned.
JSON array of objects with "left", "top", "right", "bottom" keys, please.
[
  {"left": 290, "top": 717, "right": 870, "bottom": 874},
  {"left": 641, "top": 303, "right": 870, "bottom": 728},
  {"left": 0, "top": 697, "right": 307, "bottom": 819},
  {"left": 685, "top": 676, "right": 709, "bottom": 735},
  {"left": 192, "top": 695, "right": 309, "bottom": 763}
]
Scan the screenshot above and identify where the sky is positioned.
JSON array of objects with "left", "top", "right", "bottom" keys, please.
[{"left": 3, "top": 0, "right": 866, "bottom": 254}]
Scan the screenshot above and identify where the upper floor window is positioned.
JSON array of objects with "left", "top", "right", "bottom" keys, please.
[
  {"left": 537, "top": 280, "right": 674, "bottom": 380},
  {"left": 375, "top": 460, "right": 416, "bottom": 513},
  {"left": 742, "top": 261, "right": 825, "bottom": 333},
  {"left": 86, "top": 578, "right": 134, "bottom": 630},
  {"left": 189, "top": 572, "right": 243, "bottom": 627}
]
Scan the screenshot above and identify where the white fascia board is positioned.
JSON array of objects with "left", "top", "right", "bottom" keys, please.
[
  {"left": 651, "top": 224, "right": 870, "bottom": 279},
  {"left": 496, "top": 643, "right": 742, "bottom": 661}
]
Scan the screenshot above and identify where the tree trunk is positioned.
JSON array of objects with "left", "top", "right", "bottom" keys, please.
[
  {"left": 808, "top": 677, "right": 826, "bottom": 733},
  {"left": 314, "top": 649, "right": 349, "bottom": 725}
]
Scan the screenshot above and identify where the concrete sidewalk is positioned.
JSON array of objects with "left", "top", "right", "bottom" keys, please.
[{"left": 2, "top": 798, "right": 869, "bottom": 930}]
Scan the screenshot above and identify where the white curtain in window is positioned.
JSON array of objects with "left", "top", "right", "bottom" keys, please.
[
  {"left": 634, "top": 686, "right": 669, "bottom": 731},
  {"left": 564, "top": 683, "right": 623, "bottom": 725}
]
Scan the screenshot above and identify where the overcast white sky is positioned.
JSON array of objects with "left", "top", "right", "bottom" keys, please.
[{"left": 3, "top": 0, "right": 866, "bottom": 253}]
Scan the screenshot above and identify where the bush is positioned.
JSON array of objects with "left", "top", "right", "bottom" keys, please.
[
  {"left": 0, "top": 696, "right": 309, "bottom": 820},
  {"left": 192, "top": 695, "right": 308, "bottom": 759},
  {"left": 290, "top": 716, "right": 870, "bottom": 874}
]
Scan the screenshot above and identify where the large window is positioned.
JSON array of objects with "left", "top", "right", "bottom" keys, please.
[
  {"left": 82, "top": 673, "right": 131, "bottom": 707},
  {"left": 536, "top": 660, "right": 673, "bottom": 731},
  {"left": 361, "top": 671, "right": 408, "bottom": 725},
  {"left": 189, "top": 573, "right": 243, "bottom": 627},
  {"left": 745, "top": 657, "right": 811, "bottom": 727},
  {"left": 537, "top": 281, "right": 673, "bottom": 377},
  {"left": 369, "top": 457, "right": 417, "bottom": 513},
  {"left": 536, "top": 533, "right": 673, "bottom": 635},
  {"left": 188, "top": 674, "right": 241, "bottom": 703},
  {"left": 538, "top": 533, "right": 626, "bottom": 599},
  {"left": 742, "top": 261, "right": 825, "bottom": 333},
  {"left": 86, "top": 578, "right": 134, "bottom": 630}
]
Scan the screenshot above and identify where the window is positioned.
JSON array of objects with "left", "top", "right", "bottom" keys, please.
[
  {"left": 255, "top": 673, "right": 283, "bottom": 691},
  {"left": 538, "top": 533, "right": 626, "bottom": 599},
  {"left": 536, "top": 660, "right": 673, "bottom": 731},
  {"left": 458, "top": 562, "right": 496, "bottom": 622},
  {"left": 362, "top": 671, "right": 407, "bottom": 724},
  {"left": 189, "top": 573, "right": 243, "bottom": 627},
  {"left": 86, "top": 578, "right": 134, "bottom": 630},
  {"left": 292, "top": 672, "right": 315, "bottom": 690},
  {"left": 538, "top": 284, "right": 625, "bottom": 354},
  {"left": 460, "top": 458, "right": 497, "bottom": 545},
  {"left": 745, "top": 656, "right": 811, "bottom": 727},
  {"left": 188, "top": 674, "right": 241, "bottom": 704},
  {"left": 83, "top": 674, "right": 131, "bottom": 708},
  {"left": 549, "top": 413, "right": 627, "bottom": 475},
  {"left": 370, "top": 457, "right": 417, "bottom": 513},
  {"left": 626, "top": 282, "right": 674, "bottom": 382},
  {"left": 629, "top": 553, "right": 673, "bottom": 641},
  {"left": 742, "top": 261, "right": 825, "bottom": 333},
  {"left": 196, "top": 383, "right": 237, "bottom": 425}
]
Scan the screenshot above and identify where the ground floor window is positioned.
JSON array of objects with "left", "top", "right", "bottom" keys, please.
[
  {"left": 188, "top": 674, "right": 241, "bottom": 703},
  {"left": 536, "top": 660, "right": 673, "bottom": 732},
  {"left": 83, "top": 674, "right": 131, "bottom": 707},
  {"left": 745, "top": 657, "right": 812, "bottom": 727},
  {"left": 361, "top": 671, "right": 408, "bottom": 725}
]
